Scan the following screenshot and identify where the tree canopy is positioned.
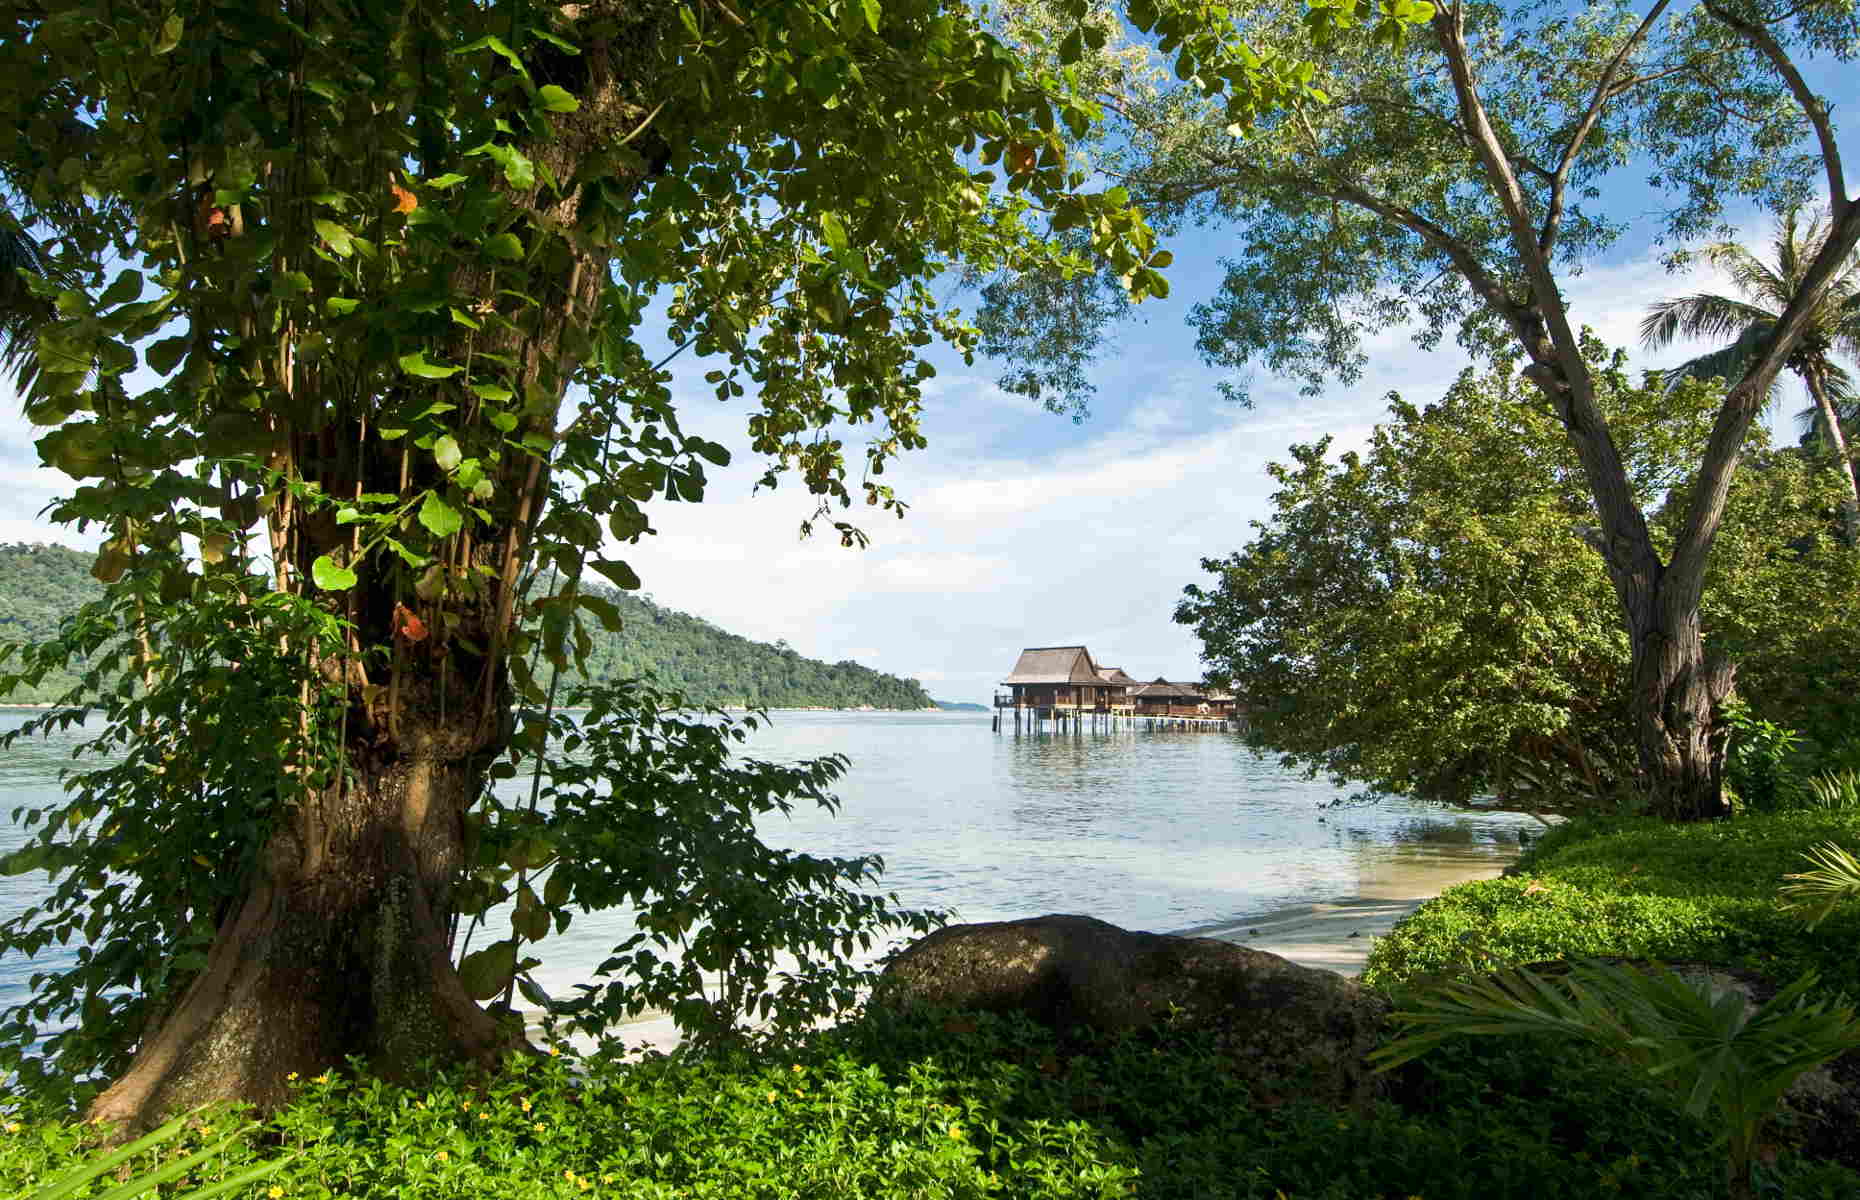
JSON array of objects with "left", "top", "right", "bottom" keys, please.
[{"left": 1178, "top": 348, "right": 1860, "bottom": 810}]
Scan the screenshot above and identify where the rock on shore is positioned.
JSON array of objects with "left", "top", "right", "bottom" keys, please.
[{"left": 875, "top": 913, "right": 1389, "bottom": 1106}]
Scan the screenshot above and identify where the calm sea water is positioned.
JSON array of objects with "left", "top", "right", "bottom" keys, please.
[{"left": 0, "top": 708, "right": 1536, "bottom": 1015}]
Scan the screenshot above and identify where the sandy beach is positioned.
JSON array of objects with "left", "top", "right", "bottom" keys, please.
[{"left": 1184, "top": 847, "right": 1515, "bottom": 977}]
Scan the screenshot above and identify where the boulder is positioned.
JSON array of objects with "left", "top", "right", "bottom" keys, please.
[{"left": 874, "top": 913, "right": 1389, "bottom": 1106}]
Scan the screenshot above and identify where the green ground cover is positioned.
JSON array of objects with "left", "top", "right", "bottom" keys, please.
[
  {"left": 1362, "top": 811, "right": 1860, "bottom": 998},
  {"left": 6, "top": 1009, "right": 1856, "bottom": 1200},
  {"left": 8, "top": 811, "right": 1859, "bottom": 1199}
]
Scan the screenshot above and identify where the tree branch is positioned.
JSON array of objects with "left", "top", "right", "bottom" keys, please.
[
  {"left": 1703, "top": 0, "right": 1848, "bottom": 219},
  {"left": 1540, "top": 0, "right": 1673, "bottom": 257}
]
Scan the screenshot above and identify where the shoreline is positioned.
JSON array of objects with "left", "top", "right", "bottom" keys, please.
[{"left": 535, "top": 852, "right": 1516, "bottom": 1056}]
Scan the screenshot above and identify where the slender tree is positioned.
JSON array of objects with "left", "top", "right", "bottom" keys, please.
[
  {"left": 988, "top": 0, "right": 1860, "bottom": 820},
  {"left": 1642, "top": 207, "right": 1860, "bottom": 543}
]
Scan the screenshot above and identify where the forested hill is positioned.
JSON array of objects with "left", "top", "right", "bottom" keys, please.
[{"left": 0, "top": 543, "right": 938, "bottom": 710}]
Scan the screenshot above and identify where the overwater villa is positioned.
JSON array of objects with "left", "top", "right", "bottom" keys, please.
[{"left": 994, "top": 645, "right": 1241, "bottom": 732}]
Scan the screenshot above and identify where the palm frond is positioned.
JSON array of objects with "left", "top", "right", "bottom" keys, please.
[
  {"left": 1779, "top": 840, "right": 1860, "bottom": 930},
  {"left": 0, "top": 217, "right": 70, "bottom": 402},
  {"left": 1704, "top": 239, "right": 1790, "bottom": 308},
  {"left": 1640, "top": 293, "right": 1778, "bottom": 352}
]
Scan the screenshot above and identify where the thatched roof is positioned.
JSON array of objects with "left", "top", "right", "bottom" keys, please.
[
  {"left": 1129, "top": 680, "right": 1208, "bottom": 701},
  {"left": 1096, "top": 666, "right": 1139, "bottom": 687},
  {"left": 1002, "top": 646, "right": 1106, "bottom": 685}
]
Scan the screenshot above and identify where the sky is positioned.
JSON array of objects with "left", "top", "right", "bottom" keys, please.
[{"left": 4, "top": 51, "right": 1857, "bottom": 706}]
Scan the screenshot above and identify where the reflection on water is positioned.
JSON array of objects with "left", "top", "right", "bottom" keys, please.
[{"left": 0, "top": 709, "right": 1538, "bottom": 1013}]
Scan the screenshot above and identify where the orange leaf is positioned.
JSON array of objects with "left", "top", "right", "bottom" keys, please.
[
  {"left": 1007, "top": 142, "right": 1036, "bottom": 175},
  {"left": 390, "top": 183, "right": 418, "bottom": 214},
  {"left": 394, "top": 602, "right": 428, "bottom": 642}
]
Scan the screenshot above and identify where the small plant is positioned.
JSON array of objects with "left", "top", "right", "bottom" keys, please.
[
  {"left": 1780, "top": 841, "right": 1860, "bottom": 930},
  {"left": 24, "top": 1108, "right": 294, "bottom": 1200},
  {"left": 1803, "top": 769, "right": 1860, "bottom": 811},
  {"left": 1370, "top": 960, "right": 1860, "bottom": 1200},
  {"left": 1721, "top": 701, "right": 1805, "bottom": 813}
]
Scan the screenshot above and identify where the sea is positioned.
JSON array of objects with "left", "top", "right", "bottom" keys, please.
[{"left": 0, "top": 708, "right": 1538, "bottom": 1029}]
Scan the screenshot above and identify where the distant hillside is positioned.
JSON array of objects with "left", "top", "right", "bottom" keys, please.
[{"left": 0, "top": 543, "right": 937, "bottom": 710}]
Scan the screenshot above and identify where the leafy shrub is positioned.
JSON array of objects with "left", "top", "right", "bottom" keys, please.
[{"left": 1372, "top": 962, "right": 1860, "bottom": 1199}]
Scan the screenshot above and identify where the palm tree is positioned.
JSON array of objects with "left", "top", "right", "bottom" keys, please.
[
  {"left": 0, "top": 212, "right": 61, "bottom": 400},
  {"left": 1641, "top": 207, "right": 1860, "bottom": 544}
]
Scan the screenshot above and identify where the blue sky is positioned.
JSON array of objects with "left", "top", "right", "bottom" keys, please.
[{"left": 4, "top": 45, "right": 1857, "bottom": 705}]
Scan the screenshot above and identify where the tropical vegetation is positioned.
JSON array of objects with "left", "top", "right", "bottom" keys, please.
[
  {"left": 1175, "top": 351, "right": 1860, "bottom": 811},
  {"left": 0, "top": 0, "right": 1302, "bottom": 1127}
]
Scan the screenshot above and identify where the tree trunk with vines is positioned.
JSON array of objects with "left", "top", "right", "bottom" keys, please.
[{"left": 89, "top": 5, "right": 670, "bottom": 1131}]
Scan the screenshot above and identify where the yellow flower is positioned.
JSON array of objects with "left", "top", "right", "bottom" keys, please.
[
  {"left": 534, "top": 1123, "right": 546, "bottom": 1135},
  {"left": 549, "top": 1046, "right": 561, "bottom": 1056},
  {"left": 435, "top": 1151, "right": 449, "bottom": 1163},
  {"left": 477, "top": 1110, "right": 490, "bottom": 1119},
  {"left": 520, "top": 1098, "right": 532, "bottom": 1113},
  {"left": 948, "top": 1125, "right": 964, "bottom": 1139},
  {"left": 268, "top": 1187, "right": 284, "bottom": 1199},
  {"left": 4, "top": 1122, "right": 20, "bottom": 1134},
  {"left": 461, "top": 1100, "right": 471, "bottom": 1110},
  {"left": 314, "top": 1073, "right": 332, "bottom": 1085},
  {"left": 286, "top": 1072, "right": 299, "bottom": 1081},
  {"left": 790, "top": 1064, "right": 803, "bottom": 1073},
  {"left": 766, "top": 1090, "right": 778, "bottom": 1102},
  {"left": 601, "top": 1175, "right": 615, "bottom": 1184}
]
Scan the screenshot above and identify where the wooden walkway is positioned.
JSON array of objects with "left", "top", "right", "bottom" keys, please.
[{"left": 992, "top": 702, "right": 1243, "bottom": 734}]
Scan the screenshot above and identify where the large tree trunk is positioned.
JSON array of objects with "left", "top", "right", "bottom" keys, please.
[
  {"left": 89, "top": 692, "right": 517, "bottom": 1125},
  {"left": 1802, "top": 361, "right": 1860, "bottom": 545},
  {"left": 1627, "top": 585, "right": 1736, "bottom": 821},
  {"left": 88, "top": 3, "right": 671, "bottom": 1131}
]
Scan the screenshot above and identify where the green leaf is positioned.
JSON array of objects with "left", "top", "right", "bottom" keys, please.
[
  {"left": 457, "top": 939, "right": 519, "bottom": 1001},
  {"left": 311, "top": 554, "right": 358, "bottom": 591},
  {"left": 860, "top": 0, "right": 881, "bottom": 32},
  {"left": 419, "top": 491, "right": 464, "bottom": 538},
  {"left": 577, "top": 592, "right": 626, "bottom": 632},
  {"left": 144, "top": 335, "right": 189, "bottom": 375},
  {"left": 590, "top": 558, "right": 641, "bottom": 590},
  {"left": 483, "top": 231, "right": 524, "bottom": 261},
  {"left": 471, "top": 381, "right": 515, "bottom": 403},
  {"left": 425, "top": 172, "right": 469, "bottom": 190},
  {"left": 536, "top": 84, "right": 579, "bottom": 112},
  {"left": 453, "top": 34, "right": 527, "bottom": 76},
  {"left": 153, "top": 13, "right": 183, "bottom": 54},
  {"left": 433, "top": 435, "right": 462, "bottom": 472},
  {"left": 312, "top": 218, "right": 353, "bottom": 256},
  {"left": 820, "top": 212, "right": 848, "bottom": 254},
  {"left": 98, "top": 269, "right": 143, "bottom": 307},
  {"left": 325, "top": 297, "right": 361, "bottom": 317},
  {"left": 398, "top": 350, "right": 461, "bottom": 379}
]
